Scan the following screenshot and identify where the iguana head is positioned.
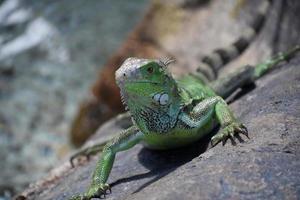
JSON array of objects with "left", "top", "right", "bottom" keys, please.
[
  {"left": 116, "top": 57, "right": 181, "bottom": 132},
  {"left": 115, "top": 58, "right": 178, "bottom": 111}
]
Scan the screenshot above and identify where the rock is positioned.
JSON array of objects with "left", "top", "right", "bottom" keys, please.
[
  {"left": 18, "top": 54, "right": 300, "bottom": 200},
  {"left": 17, "top": 0, "right": 300, "bottom": 199}
]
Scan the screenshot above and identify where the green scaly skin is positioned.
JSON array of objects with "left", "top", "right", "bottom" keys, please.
[{"left": 69, "top": 45, "right": 299, "bottom": 200}]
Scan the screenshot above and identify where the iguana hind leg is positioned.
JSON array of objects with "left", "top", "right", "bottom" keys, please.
[
  {"left": 210, "top": 45, "right": 300, "bottom": 99},
  {"left": 209, "top": 46, "right": 300, "bottom": 145},
  {"left": 210, "top": 65, "right": 254, "bottom": 99}
]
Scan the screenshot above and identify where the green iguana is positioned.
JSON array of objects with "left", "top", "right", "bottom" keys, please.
[
  {"left": 69, "top": 47, "right": 300, "bottom": 200},
  {"left": 69, "top": 0, "right": 300, "bottom": 199}
]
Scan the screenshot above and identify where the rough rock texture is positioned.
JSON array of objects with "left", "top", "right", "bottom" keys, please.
[
  {"left": 18, "top": 0, "right": 300, "bottom": 199},
  {"left": 19, "top": 56, "right": 300, "bottom": 200}
]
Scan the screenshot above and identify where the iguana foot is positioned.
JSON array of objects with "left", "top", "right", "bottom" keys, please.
[
  {"left": 69, "top": 194, "right": 86, "bottom": 200},
  {"left": 211, "top": 122, "right": 248, "bottom": 146},
  {"left": 69, "top": 183, "right": 111, "bottom": 200},
  {"left": 70, "top": 143, "right": 105, "bottom": 167}
]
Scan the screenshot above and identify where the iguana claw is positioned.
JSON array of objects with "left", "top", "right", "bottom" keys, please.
[
  {"left": 211, "top": 122, "right": 248, "bottom": 146},
  {"left": 70, "top": 151, "right": 90, "bottom": 168},
  {"left": 69, "top": 184, "right": 111, "bottom": 200},
  {"left": 70, "top": 144, "right": 105, "bottom": 167}
]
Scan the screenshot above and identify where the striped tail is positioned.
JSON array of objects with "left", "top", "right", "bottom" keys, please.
[
  {"left": 196, "top": 0, "right": 272, "bottom": 81},
  {"left": 210, "top": 45, "right": 300, "bottom": 99}
]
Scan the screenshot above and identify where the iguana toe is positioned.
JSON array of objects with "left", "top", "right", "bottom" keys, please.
[
  {"left": 87, "top": 183, "right": 111, "bottom": 199},
  {"left": 211, "top": 122, "right": 248, "bottom": 146},
  {"left": 70, "top": 150, "right": 90, "bottom": 168},
  {"left": 70, "top": 144, "right": 105, "bottom": 167},
  {"left": 69, "top": 184, "right": 111, "bottom": 200}
]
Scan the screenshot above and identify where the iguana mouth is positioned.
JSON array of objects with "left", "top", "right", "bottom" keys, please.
[
  {"left": 116, "top": 80, "right": 160, "bottom": 88},
  {"left": 125, "top": 80, "right": 160, "bottom": 84}
]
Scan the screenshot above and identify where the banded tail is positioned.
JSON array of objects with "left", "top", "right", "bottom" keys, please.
[
  {"left": 197, "top": 0, "right": 272, "bottom": 81},
  {"left": 211, "top": 45, "right": 300, "bottom": 99}
]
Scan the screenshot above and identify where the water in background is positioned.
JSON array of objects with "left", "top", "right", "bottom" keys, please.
[{"left": 0, "top": 0, "right": 149, "bottom": 198}]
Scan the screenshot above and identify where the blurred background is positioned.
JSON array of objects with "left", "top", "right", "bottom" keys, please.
[
  {"left": 0, "top": 0, "right": 149, "bottom": 198},
  {"left": 2, "top": 0, "right": 299, "bottom": 199}
]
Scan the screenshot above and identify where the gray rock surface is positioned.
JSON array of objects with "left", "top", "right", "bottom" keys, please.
[
  {"left": 17, "top": 0, "right": 300, "bottom": 199},
  {"left": 0, "top": 0, "right": 149, "bottom": 197},
  {"left": 19, "top": 55, "right": 300, "bottom": 200}
]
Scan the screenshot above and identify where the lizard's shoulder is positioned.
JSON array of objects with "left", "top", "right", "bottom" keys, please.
[{"left": 176, "top": 75, "right": 216, "bottom": 105}]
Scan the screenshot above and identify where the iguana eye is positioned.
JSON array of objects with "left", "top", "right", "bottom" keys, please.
[
  {"left": 152, "top": 93, "right": 169, "bottom": 105},
  {"left": 159, "top": 93, "right": 169, "bottom": 105},
  {"left": 147, "top": 67, "right": 153, "bottom": 74}
]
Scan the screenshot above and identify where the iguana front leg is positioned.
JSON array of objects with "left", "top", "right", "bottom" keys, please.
[
  {"left": 212, "top": 97, "right": 248, "bottom": 146},
  {"left": 70, "top": 126, "right": 144, "bottom": 200},
  {"left": 70, "top": 112, "right": 133, "bottom": 167},
  {"left": 180, "top": 96, "right": 247, "bottom": 146}
]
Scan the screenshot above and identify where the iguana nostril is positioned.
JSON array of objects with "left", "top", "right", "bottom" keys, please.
[{"left": 123, "top": 73, "right": 126, "bottom": 77}]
